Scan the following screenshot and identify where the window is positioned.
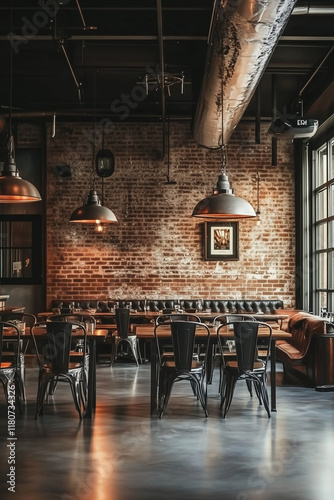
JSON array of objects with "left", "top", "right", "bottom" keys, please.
[
  {"left": 312, "top": 139, "right": 334, "bottom": 314},
  {"left": 0, "top": 215, "right": 42, "bottom": 284}
]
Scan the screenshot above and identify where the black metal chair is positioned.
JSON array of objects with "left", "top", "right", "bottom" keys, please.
[
  {"left": 155, "top": 313, "right": 202, "bottom": 361},
  {"left": 155, "top": 320, "right": 210, "bottom": 418},
  {"left": 47, "top": 313, "right": 94, "bottom": 382},
  {"left": 0, "top": 311, "right": 37, "bottom": 355},
  {"left": 155, "top": 313, "right": 201, "bottom": 325},
  {"left": 217, "top": 320, "right": 272, "bottom": 418},
  {"left": 0, "top": 321, "right": 23, "bottom": 411},
  {"left": 210, "top": 314, "right": 256, "bottom": 385},
  {"left": 0, "top": 312, "right": 37, "bottom": 401},
  {"left": 30, "top": 321, "right": 88, "bottom": 419},
  {"left": 112, "top": 308, "right": 141, "bottom": 366}
]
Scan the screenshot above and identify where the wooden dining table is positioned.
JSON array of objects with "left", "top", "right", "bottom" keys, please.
[
  {"left": 37, "top": 310, "right": 290, "bottom": 326},
  {"left": 134, "top": 323, "right": 292, "bottom": 415},
  {"left": 6, "top": 326, "right": 108, "bottom": 419}
]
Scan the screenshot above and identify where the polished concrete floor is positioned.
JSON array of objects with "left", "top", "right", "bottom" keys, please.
[{"left": 1, "top": 357, "right": 334, "bottom": 500}]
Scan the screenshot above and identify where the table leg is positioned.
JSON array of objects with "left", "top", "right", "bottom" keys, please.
[
  {"left": 84, "top": 337, "right": 96, "bottom": 418},
  {"left": 270, "top": 338, "right": 277, "bottom": 412},
  {"left": 150, "top": 340, "right": 158, "bottom": 415}
]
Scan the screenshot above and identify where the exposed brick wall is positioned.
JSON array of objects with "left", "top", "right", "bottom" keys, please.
[{"left": 45, "top": 121, "right": 295, "bottom": 308}]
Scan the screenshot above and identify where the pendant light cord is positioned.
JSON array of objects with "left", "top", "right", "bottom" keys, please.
[
  {"left": 220, "top": 8, "right": 226, "bottom": 177},
  {"left": 90, "top": 70, "right": 97, "bottom": 192},
  {"left": 8, "top": 1, "right": 14, "bottom": 160}
]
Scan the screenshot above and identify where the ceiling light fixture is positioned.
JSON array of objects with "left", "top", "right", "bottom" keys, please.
[
  {"left": 69, "top": 188, "right": 117, "bottom": 224},
  {"left": 69, "top": 79, "right": 117, "bottom": 226},
  {"left": 192, "top": 8, "right": 255, "bottom": 220},
  {"left": 0, "top": 6, "right": 41, "bottom": 203}
]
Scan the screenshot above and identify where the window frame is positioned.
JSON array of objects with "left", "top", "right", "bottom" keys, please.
[{"left": 0, "top": 214, "right": 43, "bottom": 285}]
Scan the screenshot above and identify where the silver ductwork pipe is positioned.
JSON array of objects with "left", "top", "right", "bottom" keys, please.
[
  {"left": 193, "top": 0, "right": 297, "bottom": 149},
  {"left": 292, "top": 5, "right": 334, "bottom": 15}
]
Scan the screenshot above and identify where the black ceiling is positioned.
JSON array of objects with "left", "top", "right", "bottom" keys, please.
[{"left": 1, "top": 0, "right": 334, "bottom": 129}]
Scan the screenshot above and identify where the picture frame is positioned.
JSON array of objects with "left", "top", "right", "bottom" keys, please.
[{"left": 203, "top": 222, "right": 239, "bottom": 261}]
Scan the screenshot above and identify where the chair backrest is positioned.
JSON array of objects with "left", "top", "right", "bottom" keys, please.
[
  {"left": 218, "top": 321, "right": 272, "bottom": 372},
  {"left": 0, "top": 320, "right": 21, "bottom": 367},
  {"left": 115, "top": 308, "right": 131, "bottom": 339},
  {"left": 31, "top": 321, "right": 87, "bottom": 373},
  {"left": 0, "top": 312, "right": 37, "bottom": 327},
  {"left": 155, "top": 321, "right": 210, "bottom": 372},
  {"left": 155, "top": 313, "right": 201, "bottom": 325},
  {"left": 48, "top": 313, "right": 96, "bottom": 325},
  {"left": 48, "top": 313, "right": 96, "bottom": 335},
  {"left": 213, "top": 314, "right": 255, "bottom": 325}
]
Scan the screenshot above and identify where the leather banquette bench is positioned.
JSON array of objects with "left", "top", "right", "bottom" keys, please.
[
  {"left": 276, "top": 311, "right": 334, "bottom": 386},
  {"left": 51, "top": 299, "right": 284, "bottom": 315}
]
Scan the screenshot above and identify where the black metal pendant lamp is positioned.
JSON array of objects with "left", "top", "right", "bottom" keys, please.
[
  {"left": 192, "top": 7, "right": 255, "bottom": 220},
  {"left": 192, "top": 145, "right": 256, "bottom": 219}
]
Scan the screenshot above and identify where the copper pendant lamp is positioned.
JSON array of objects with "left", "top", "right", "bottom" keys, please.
[
  {"left": 69, "top": 189, "right": 117, "bottom": 224},
  {"left": 0, "top": 141, "right": 42, "bottom": 203},
  {"left": 0, "top": 9, "right": 41, "bottom": 203}
]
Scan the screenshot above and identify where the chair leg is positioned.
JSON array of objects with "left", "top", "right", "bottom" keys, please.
[
  {"left": 35, "top": 373, "right": 51, "bottom": 419},
  {"left": 222, "top": 374, "right": 238, "bottom": 418},
  {"left": 69, "top": 377, "right": 83, "bottom": 419},
  {"left": 195, "top": 375, "right": 208, "bottom": 417},
  {"left": 257, "top": 376, "right": 270, "bottom": 418},
  {"left": 159, "top": 374, "right": 175, "bottom": 418},
  {"left": 129, "top": 338, "right": 140, "bottom": 366},
  {"left": 246, "top": 379, "right": 253, "bottom": 397}
]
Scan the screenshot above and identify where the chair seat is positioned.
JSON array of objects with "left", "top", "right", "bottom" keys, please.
[
  {"left": 115, "top": 333, "right": 137, "bottom": 339},
  {"left": 42, "top": 361, "right": 83, "bottom": 371},
  {"left": 0, "top": 362, "right": 15, "bottom": 369},
  {"left": 226, "top": 360, "right": 264, "bottom": 370},
  {"left": 163, "top": 360, "right": 205, "bottom": 371}
]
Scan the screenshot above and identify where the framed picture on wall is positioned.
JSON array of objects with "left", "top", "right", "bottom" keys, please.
[{"left": 203, "top": 222, "right": 239, "bottom": 261}]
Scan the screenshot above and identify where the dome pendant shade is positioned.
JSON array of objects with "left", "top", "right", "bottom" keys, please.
[
  {"left": 69, "top": 189, "right": 117, "bottom": 223},
  {"left": 192, "top": 172, "right": 256, "bottom": 219},
  {"left": 0, "top": 154, "right": 42, "bottom": 203}
]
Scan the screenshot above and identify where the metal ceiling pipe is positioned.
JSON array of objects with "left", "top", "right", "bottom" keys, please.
[
  {"left": 292, "top": 5, "right": 334, "bottom": 15},
  {"left": 192, "top": 0, "right": 297, "bottom": 149}
]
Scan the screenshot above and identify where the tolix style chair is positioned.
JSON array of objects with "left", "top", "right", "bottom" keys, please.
[
  {"left": 30, "top": 321, "right": 88, "bottom": 419},
  {"left": 210, "top": 314, "right": 256, "bottom": 385},
  {"left": 112, "top": 308, "right": 141, "bottom": 366},
  {"left": 0, "top": 321, "right": 23, "bottom": 411},
  {"left": 155, "top": 314, "right": 202, "bottom": 361},
  {"left": 0, "top": 312, "right": 37, "bottom": 401},
  {"left": 217, "top": 320, "right": 272, "bottom": 418},
  {"left": 155, "top": 320, "right": 210, "bottom": 418}
]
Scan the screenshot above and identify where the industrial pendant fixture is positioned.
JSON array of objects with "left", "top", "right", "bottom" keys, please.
[
  {"left": 0, "top": 137, "right": 42, "bottom": 203},
  {"left": 192, "top": 8, "right": 255, "bottom": 220},
  {"left": 69, "top": 188, "right": 117, "bottom": 224},
  {"left": 0, "top": 8, "right": 41, "bottom": 203},
  {"left": 192, "top": 145, "right": 256, "bottom": 219},
  {"left": 69, "top": 88, "right": 117, "bottom": 226}
]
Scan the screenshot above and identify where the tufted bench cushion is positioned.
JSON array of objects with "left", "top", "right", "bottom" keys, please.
[{"left": 51, "top": 298, "right": 284, "bottom": 314}]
